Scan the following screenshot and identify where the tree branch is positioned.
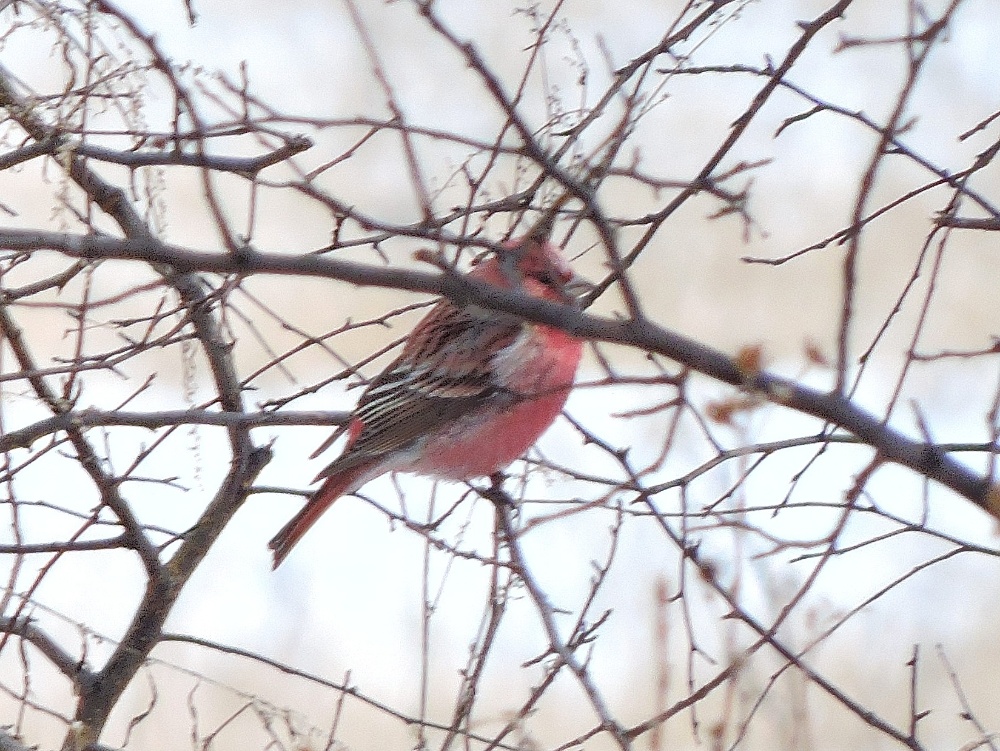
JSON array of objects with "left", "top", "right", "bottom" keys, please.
[
  {"left": 0, "top": 133, "right": 314, "bottom": 174},
  {"left": 934, "top": 216, "right": 1000, "bottom": 231},
  {"left": 71, "top": 445, "right": 272, "bottom": 746},
  {"left": 2, "top": 229, "right": 992, "bottom": 518},
  {"left": 0, "top": 616, "right": 97, "bottom": 692},
  {"left": 0, "top": 409, "right": 349, "bottom": 453}
]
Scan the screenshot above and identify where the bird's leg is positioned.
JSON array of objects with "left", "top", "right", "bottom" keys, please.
[
  {"left": 482, "top": 471, "right": 518, "bottom": 545},
  {"left": 483, "top": 471, "right": 514, "bottom": 507}
]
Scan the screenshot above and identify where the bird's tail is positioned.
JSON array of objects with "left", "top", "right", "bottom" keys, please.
[{"left": 268, "top": 463, "right": 372, "bottom": 569}]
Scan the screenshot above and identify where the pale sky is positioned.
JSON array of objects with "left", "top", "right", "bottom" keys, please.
[{"left": 4, "top": 2, "right": 1000, "bottom": 749}]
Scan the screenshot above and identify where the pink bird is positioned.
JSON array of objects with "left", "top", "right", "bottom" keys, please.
[{"left": 269, "top": 231, "right": 589, "bottom": 568}]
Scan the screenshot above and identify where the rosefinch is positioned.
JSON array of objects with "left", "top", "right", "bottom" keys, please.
[{"left": 269, "top": 232, "right": 588, "bottom": 568}]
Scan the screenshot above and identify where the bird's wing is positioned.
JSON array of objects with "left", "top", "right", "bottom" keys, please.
[{"left": 313, "top": 301, "right": 523, "bottom": 480}]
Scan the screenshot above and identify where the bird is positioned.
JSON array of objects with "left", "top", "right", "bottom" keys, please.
[{"left": 268, "top": 228, "right": 589, "bottom": 568}]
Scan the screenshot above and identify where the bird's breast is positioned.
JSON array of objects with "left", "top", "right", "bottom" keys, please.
[{"left": 402, "top": 322, "right": 583, "bottom": 479}]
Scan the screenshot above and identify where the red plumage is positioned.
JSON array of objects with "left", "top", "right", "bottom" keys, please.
[{"left": 269, "top": 234, "right": 587, "bottom": 568}]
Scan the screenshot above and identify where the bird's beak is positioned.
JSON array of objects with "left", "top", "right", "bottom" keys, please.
[{"left": 559, "top": 272, "right": 595, "bottom": 307}]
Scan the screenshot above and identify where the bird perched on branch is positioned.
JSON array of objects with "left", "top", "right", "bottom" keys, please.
[{"left": 268, "top": 228, "right": 589, "bottom": 568}]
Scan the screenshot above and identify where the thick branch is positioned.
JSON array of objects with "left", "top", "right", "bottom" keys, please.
[
  {"left": 6, "top": 230, "right": 994, "bottom": 518},
  {"left": 0, "top": 133, "right": 312, "bottom": 174},
  {"left": 0, "top": 730, "right": 35, "bottom": 751},
  {"left": 71, "top": 445, "right": 272, "bottom": 745},
  {"left": 934, "top": 216, "right": 1000, "bottom": 231},
  {"left": 0, "top": 58, "right": 265, "bottom": 749},
  {"left": 0, "top": 727, "right": 118, "bottom": 751}
]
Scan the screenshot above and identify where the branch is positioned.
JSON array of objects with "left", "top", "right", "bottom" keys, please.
[
  {"left": 617, "top": 0, "right": 857, "bottom": 282},
  {"left": 0, "top": 133, "right": 312, "bottom": 174},
  {"left": 0, "top": 730, "right": 34, "bottom": 751},
  {"left": 671, "top": 64, "right": 1000, "bottom": 223},
  {"left": 495, "top": 497, "right": 629, "bottom": 750},
  {"left": 0, "top": 409, "right": 349, "bottom": 453},
  {"left": 72, "top": 445, "right": 272, "bottom": 747},
  {"left": 0, "top": 616, "right": 97, "bottom": 691},
  {"left": 0, "top": 305, "right": 161, "bottom": 572},
  {"left": 0, "top": 55, "right": 267, "bottom": 749},
  {"left": 934, "top": 216, "right": 1000, "bottom": 231},
  {"left": 2, "top": 229, "right": 994, "bottom": 517},
  {"left": 0, "top": 726, "right": 120, "bottom": 751},
  {"left": 159, "top": 632, "right": 522, "bottom": 751},
  {"left": 0, "top": 537, "right": 127, "bottom": 554}
]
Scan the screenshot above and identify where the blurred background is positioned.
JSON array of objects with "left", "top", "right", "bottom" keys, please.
[{"left": 2, "top": 1, "right": 1000, "bottom": 749}]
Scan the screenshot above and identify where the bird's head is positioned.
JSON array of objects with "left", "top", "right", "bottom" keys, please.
[{"left": 472, "top": 234, "right": 592, "bottom": 306}]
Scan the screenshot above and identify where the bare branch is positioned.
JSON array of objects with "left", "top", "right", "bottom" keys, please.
[
  {"left": 0, "top": 409, "right": 348, "bottom": 453},
  {"left": 0, "top": 616, "right": 96, "bottom": 691}
]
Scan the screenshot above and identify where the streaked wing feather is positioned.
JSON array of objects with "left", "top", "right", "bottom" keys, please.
[
  {"left": 315, "top": 301, "right": 522, "bottom": 478},
  {"left": 309, "top": 422, "right": 349, "bottom": 460}
]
